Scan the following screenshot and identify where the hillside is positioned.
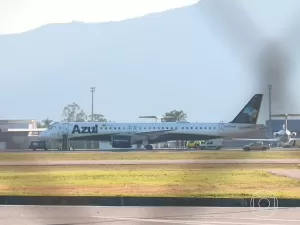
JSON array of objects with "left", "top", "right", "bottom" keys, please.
[{"left": 0, "top": 1, "right": 267, "bottom": 122}]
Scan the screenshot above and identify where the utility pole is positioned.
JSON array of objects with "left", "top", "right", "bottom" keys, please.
[
  {"left": 90, "top": 87, "right": 96, "bottom": 121},
  {"left": 268, "top": 85, "right": 272, "bottom": 139},
  {"left": 90, "top": 87, "right": 96, "bottom": 150}
]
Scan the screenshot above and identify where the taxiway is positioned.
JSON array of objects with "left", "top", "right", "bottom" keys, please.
[
  {"left": 0, "top": 148, "right": 298, "bottom": 153},
  {"left": 0, "top": 159, "right": 299, "bottom": 166},
  {"left": 0, "top": 206, "right": 299, "bottom": 225}
]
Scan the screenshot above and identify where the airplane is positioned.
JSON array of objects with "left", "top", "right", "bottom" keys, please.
[
  {"left": 233, "top": 113, "right": 300, "bottom": 146},
  {"left": 38, "top": 93, "right": 266, "bottom": 150}
]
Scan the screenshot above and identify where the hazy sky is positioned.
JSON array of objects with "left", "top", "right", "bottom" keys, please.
[
  {"left": 1, "top": 0, "right": 300, "bottom": 123},
  {"left": 0, "top": 0, "right": 199, "bottom": 34}
]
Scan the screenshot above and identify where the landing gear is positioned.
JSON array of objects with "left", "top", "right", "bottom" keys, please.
[
  {"left": 57, "top": 135, "right": 75, "bottom": 151},
  {"left": 142, "top": 140, "right": 153, "bottom": 150},
  {"left": 145, "top": 144, "right": 153, "bottom": 150}
]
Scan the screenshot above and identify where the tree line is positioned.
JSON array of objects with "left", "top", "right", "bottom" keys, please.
[{"left": 37, "top": 103, "right": 188, "bottom": 128}]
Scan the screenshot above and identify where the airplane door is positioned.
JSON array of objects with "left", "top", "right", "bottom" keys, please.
[
  {"left": 132, "top": 125, "right": 137, "bottom": 133},
  {"left": 128, "top": 125, "right": 131, "bottom": 133},
  {"left": 219, "top": 122, "right": 224, "bottom": 133},
  {"left": 62, "top": 123, "right": 69, "bottom": 135}
]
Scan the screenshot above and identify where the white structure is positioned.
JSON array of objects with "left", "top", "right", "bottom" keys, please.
[{"left": 0, "top": 119, "right": 45, "bottom": 149}]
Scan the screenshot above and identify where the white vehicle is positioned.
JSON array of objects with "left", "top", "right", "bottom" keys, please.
[
  {"left": 38, "top": 94, "right": 266, "bottom": 150},
  {"left": 233, "top": 113, "right": 300, "bottom": 147},
  {"left": 200, "top": 139, "right": 223, "bottom": 150}
]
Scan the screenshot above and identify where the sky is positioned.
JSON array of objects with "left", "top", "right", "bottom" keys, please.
[
  {"left": 1, "top": 0, "right": 300, "bottom": 123},
  {"left": 0, "top": 0, "right": 199, "bottom": 34}
]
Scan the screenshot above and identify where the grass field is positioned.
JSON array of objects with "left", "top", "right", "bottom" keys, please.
[
  {"left": 0, "top": 150, "right": 299, "bottom": 161},
  {"left": 0, "top": 164, "right": 298, "bottom": 198}
]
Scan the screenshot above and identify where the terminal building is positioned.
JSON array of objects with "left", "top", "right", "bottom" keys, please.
[
  {"left": 0, "top": 119, "right": 99, "bottom": 150},
  {"left": 0, "top": 120, "right": 45, "bottom": 149}
]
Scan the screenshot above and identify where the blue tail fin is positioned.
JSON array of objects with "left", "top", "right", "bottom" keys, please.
[{"left": 230, "top": 94, "right": 263, "bottom": 124}]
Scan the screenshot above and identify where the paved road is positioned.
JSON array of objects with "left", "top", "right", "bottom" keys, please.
[
  {"left": 0, "top": 159, "right": 299, "bottom": 166},
  {"left": 0, "top": 148, "right": 299, "bottom": 153},
  {"left": 1, "top": 206, "right": 299, "bottom": 225}
]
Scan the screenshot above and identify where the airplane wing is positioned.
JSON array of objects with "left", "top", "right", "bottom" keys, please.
[
  {"left": 132, "top": 129, "right": 222, "bottom": 140},
  {"left": 232, "top": 138, "right": 277, "bottom": 142},
  {"left": 132, "top": 130, "right": 174, "bottom": 138},
  {"left": 291, "top": 138, "right": 300, "bottom": 141}
]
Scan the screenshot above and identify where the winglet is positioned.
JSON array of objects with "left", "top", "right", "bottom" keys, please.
[{"left": 230, "top": 94, "right": 263, "bottom": 124}]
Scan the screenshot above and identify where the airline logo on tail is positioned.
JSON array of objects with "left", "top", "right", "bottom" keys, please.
[
  {"left": 242, "top": 105, "right": 258, "bottom": 123},
  {"left": 230, "top": 94, "right": 263, "bottom": 124}
]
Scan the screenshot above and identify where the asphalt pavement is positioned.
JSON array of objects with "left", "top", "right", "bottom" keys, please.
[
  {"left": 0, "top": 148, "right": 299, "bottom": 153},
  {"left": 1, "top": 206, "right": 299, "bottom": 225},
  {"left": 0, "top": 159, "right": 299, "bottom": 166}
]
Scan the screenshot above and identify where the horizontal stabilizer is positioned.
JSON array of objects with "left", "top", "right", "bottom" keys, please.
[{"left": 233, "top": 138, "right": 277, "bottom": 142}]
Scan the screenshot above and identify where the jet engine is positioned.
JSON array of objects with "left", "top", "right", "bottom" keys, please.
[
  {"left": 111, "top": 135, "right": 132, "bottom": 148},
  {"left": 273, "top": 132, "right": 279, "bottom": 137},
  {"left": 292, "top": 132, "right": 297, "bottom": 137}
]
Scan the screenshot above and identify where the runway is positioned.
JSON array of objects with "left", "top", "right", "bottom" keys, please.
[
  {"left": 1, "top": 206, "right": 299, "bottom": 224},
  {"left": 0, "top": 159, "right": 299, "bottom": 166},
  {"left": 0, "top": 148, "right": 298, "bottom": 153}
]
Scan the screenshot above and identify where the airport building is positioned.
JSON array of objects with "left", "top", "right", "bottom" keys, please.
[
  {"left": 266, "top": 119, "right": 300, "bottom": 133},
  {"left": 0, "top": 119, "right": 99, "bottom": 150},
  {"left": 0, "top": 119, "right": 44, "bottom": 149}
]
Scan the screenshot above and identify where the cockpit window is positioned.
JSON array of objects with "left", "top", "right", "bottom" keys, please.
[{"left": 49, "top": 126, "right": 56, "bottom": 130}]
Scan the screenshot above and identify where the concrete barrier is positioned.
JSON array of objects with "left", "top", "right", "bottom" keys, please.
[{"left": 0, "top": 196, "right": 299, "bottom": 207}]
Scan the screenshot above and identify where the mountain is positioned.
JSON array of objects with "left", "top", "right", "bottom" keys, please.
[{"left": 0, "top": 1, "right": 265, "bottom": 122}]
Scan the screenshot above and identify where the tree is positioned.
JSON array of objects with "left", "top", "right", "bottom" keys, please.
[
  {"left": 88, "top": 113, "right": 107, "bottom": 122},
  {"left": 37, "top": 118, "right": 53, "bottom": 128},
  {"left": 62, "top": 102, "right": 87, "bottom": 122},
  {"left": 163, "top": 110, "right": 187, "bottom": 122},
  {"left": 36, "top": 121, "right": 43, "bottom": 128},
  {"left": 42, "top": 118, "right": 53, "bottom": 128}
]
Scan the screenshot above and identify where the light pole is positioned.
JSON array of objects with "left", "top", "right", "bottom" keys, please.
[
  {"left": 268, "top": 85, "right": 272, "bottom": 139},
  {"left": 90, "top": 87, "right": 96, "bottom": 121},
  {"left": 90, "top": 87, "right": 96, "bottom": 149}
]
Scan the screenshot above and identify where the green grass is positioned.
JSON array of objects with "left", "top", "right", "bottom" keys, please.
[
  {"left": 0, "top": 164, "right": 298, "bottom": 198},
  {"left": 0, "top": 150, "right": 299, "bottom": 161}
]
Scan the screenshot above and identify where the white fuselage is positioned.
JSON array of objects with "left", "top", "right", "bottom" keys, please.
[
  {"left": 38, "top": 121, "right": 265, "bottom": 145},
  {"left": 273, "top": 129, "right": 295, "bottom": 144}
]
